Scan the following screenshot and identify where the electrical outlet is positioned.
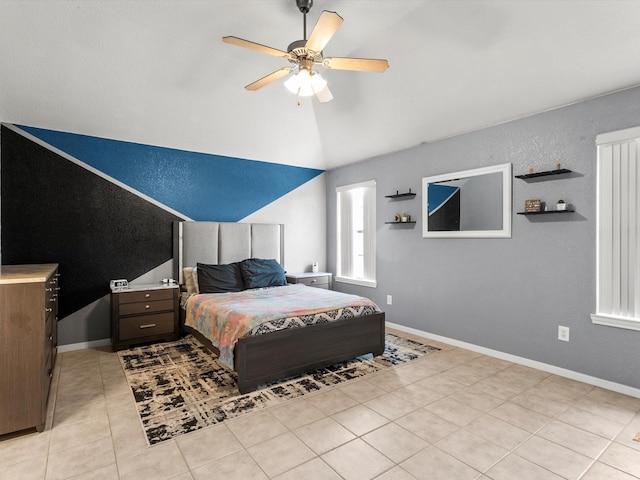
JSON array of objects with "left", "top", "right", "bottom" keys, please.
[
  {"left": 386, "top": 295, "right": 393, "bottom": 305},
  {"left": 558, "top": 325, "right": 570, "bottom": 342}
]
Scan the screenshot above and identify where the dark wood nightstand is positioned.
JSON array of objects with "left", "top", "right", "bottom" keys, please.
[
  {"left": 110, "top": 283, "right": 179, "bottom": 351},
  {"left": 286, "top": 272, "right": 333, "bottom": 290}
]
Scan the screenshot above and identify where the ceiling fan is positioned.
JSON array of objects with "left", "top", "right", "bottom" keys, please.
[{"left": 222, "top": 0, "right": 389, "bottom": 103}]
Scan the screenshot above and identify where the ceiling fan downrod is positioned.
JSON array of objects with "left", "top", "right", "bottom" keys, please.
[{"left": 296, "top": 0, "right": 313, "bottom": 39}]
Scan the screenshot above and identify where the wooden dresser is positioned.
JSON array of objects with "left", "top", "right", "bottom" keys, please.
[
  {"left": 0, "top": 264, "right": 59, "bottom": 435},
  {"left": 110, "top": 283, "right": 179, "bottom": 351}
]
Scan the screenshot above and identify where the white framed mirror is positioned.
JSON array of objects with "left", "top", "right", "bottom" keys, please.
[{"left": 422, "top": 163, "right": 512, "bottom": 238}]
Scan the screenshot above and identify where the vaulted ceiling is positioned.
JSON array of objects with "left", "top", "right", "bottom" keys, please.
[{"left": 1, "top": 0, "right": 639, "bottom": 170}]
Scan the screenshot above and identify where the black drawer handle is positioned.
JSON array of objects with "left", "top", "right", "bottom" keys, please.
[{"left": 139, "top": 324, "right": 157, "bottom": 329}]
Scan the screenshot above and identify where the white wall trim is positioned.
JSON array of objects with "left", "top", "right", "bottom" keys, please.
[
  {"left": 387, "top": 322, "right": 640, "bottom": 399},
  {"left": 596, "top": 125, "right": 640, "bottom": 145},
  {"left": 335, "top": 276, "right": 377, "bottom": 288},
  {"left": 336, "top": 179, "right": 376, "bottom": 192},
  {"left": 591, "top": 313, "right": 640, "bottom": 331},
  {"left": 57, "top": 338, "right": 112, "bottom": 353}
]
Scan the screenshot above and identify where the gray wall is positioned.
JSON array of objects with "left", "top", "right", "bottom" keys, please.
[{"left": 326, "top": 86, "right": 640, "bottom": 390}]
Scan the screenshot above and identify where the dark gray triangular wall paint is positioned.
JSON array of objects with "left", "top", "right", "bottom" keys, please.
[{"left": 1, "top": 125, "right": 182, "bottom": 320}]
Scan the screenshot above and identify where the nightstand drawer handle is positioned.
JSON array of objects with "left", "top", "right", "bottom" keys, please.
[
  {"left": 139, "top": 323, "right": 156, "bottom": 329},
  {"left": 145, "top": 304, "right": 151, "bottom": 309},
  {"left": 145, "top": 293, "right": 151, "bottom": 298}
]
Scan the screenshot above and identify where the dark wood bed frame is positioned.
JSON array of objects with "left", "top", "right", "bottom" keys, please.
[
  {"left": 182, "top": 310, "right": 385, "bottom": 393},
  {"left": 173, "top": 221, "right": 386, "bottom": 394}
]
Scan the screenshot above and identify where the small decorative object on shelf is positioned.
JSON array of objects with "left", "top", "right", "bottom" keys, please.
[
  {"left": 556, "top": 162, "right": 562, "bottom": 170},
  {"left": 556, "top": 199, "right": 566, "bottom": 210},
  {"left": 528, "top": 167, "right": 535, "bottom": 174},
  {"left": 401, "top": 213, "right": 411, "bottom": 222},
  {"left": 525, "top": 199, "right": 542, "bottom": 213}
]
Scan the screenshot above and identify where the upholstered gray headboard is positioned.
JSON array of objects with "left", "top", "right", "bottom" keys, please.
[{"left": 172, "top": 222, "right": 284, "bottom": 283}]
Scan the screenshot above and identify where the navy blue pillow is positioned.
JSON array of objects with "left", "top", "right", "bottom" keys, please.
[
  {"left": 240, "top": 258, "right": 286, "bottom": 289},
  {"left": 196, "top": 262, "right": 245, "bottom": 293}
]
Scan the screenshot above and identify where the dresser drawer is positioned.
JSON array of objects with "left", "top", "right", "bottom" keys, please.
[
  {"left": 119, "top": 298, "right": 175, "bottom": 316},
  {"left": 119, "top": 312, "right": 175, "bottom": 340},
  {"left": 118, "top": 288, "right": 174, "bottom": 304}
]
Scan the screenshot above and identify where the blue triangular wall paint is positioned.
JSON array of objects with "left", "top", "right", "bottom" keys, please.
[
  {"left": 428, "top": 184, "right": 459, "bottom": 215},
  {"left": 18, "top": 125, "right": 323, "bottom": 221}
]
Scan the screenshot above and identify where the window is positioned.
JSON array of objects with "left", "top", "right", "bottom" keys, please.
[
  {"left": 336, "top": 180, "right": 376, "bottom": 287},
  {"left": 592, "top": 126, "right": 640, "bottom": 331}
]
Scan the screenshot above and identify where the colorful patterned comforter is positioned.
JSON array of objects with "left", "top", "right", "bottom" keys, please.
[{"left": 184, "top": 284, "right": 381, "bottom": 369}]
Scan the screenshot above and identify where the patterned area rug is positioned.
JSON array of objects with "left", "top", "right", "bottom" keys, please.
[{"left": 119, "top": 334, "right": 440, "bottom": 445}]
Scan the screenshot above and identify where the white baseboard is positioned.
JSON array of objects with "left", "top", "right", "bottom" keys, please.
[
  {"left": 386, "top": 322, "right": 640, "bottom": 400},
  {"left": 57, "top": 338, "right": 112, "bottom": 353}
]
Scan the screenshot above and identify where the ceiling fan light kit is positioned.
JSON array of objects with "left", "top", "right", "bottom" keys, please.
[
  {"left": 222, "top": 0, "right": 388, "bottom": 104},
  {"left": 284, "top": 68, "right": 327, "bottom": 97}
]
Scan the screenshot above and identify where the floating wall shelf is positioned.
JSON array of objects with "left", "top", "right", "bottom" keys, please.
[
  {"left": 385, "top": 189, "right": 416, "bottom": 199},
  {"left": 515, "top": 168, "right": 572, "bottom": 179},
  {"left": 517, "top": 210, "right": 575, "bottom": 216},
  {"left": 516, "top": 168, "right": 576, "bottom": 216},
  {"left": 386, "top": 188, "right": 416, "bottom": 225}
]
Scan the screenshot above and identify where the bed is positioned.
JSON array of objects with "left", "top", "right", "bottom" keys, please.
[{"left": 172, "top": 221, "right": 386, "bottom": 394}]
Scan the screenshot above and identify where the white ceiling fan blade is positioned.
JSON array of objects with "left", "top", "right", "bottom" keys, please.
[
  {"left": 305, "top": 11, "right": 344, "bottom": 53},
  {"left": 223, "top": 36, "right": 291, "bottom": 59},
  {"left": 314, "top": 84, "right": 333, "bottom": 103},
  {"left": 323, "top": 57, "right": 389, "bottom": 72},
  {"left": 245, "top": 67, "right": 293, "bottom": 91}
]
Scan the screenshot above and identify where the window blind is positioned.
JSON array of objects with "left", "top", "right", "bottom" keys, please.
[{"left": 592, "top": 126, "right": 640, "bottom": 330}]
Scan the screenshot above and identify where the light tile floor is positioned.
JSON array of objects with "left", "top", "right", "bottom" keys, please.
[{"left": 1, "top": 328, "right": 640, "bottom": 480}]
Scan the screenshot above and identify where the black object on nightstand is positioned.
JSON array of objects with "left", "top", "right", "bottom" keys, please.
[
  {"left": 286, "top": 272, "right": 333, "bottom": 290},
  {"left": 110, "top": 283, "right": 179, "bottom": 351}
]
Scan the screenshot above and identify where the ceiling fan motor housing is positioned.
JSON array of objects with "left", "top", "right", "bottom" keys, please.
[
  {"left": 287, "top": 39, "right": 323, "bottom": 63},
  {"left": 296, "top": 0, "right": 313, "bottom": 13}
]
